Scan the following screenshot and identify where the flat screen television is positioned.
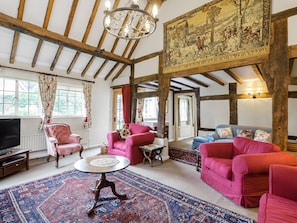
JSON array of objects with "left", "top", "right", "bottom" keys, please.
[{"left": 0, "top": 118, "right": 21, "bottom": 155}]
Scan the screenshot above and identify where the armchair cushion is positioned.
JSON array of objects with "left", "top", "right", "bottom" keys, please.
[{"left": 233, "top": 136, "right": 279, "bottom": 156}]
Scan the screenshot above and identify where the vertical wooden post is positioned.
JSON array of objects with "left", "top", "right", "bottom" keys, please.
[
  {"left": 229, "top": 83, "right": 238, "bottom": 125},
  {"left": 157, "top": 54, "right": 170, "bottom": 138},
  {"left": 270, "top": 18, "right": 289, "bottom": 150},
  {"left": 130, "top": 63, "right": 136, "bottom": 123},
  {"left": 194, "top": 89, "right": 200, "bottom": 136}
]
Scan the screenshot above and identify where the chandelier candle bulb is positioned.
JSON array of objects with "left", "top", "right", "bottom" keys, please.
[
  {"left": 152, "top": 5, "right": 158, "bottom": 18},
  {"left": 105, "top": 0, "right": 111, "bottom": 10}
]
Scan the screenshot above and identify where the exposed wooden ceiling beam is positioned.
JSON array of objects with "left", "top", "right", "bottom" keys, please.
[
  {"left": 10, "top": 0, "right": 25, "bottom": 64},
  {"left": 171, "top": 79, "right": 195, "bottom": 89},
  {"left": 200, "top": 72, "right": 225, "bottom": 86},
  {"left": 223, "top": 69, "right": 243, "bottom": 84},
  {"left": 134, "top": 51, "right": 163, "bottom": 63},
  {"left": 252, "top": 64, "right": 265, "bottom": 82},
  {"left": 32, "top": 0, "right": 54, "bottom": 68},
  {"left": 183, "top": 76, "right": 208, "bottom": 88},
  {"left": 67, "top": 0, "right": 101, "bottom": 74},
  {"left": 272, "top": 7, "right": 297, "bottom": 22},
  {"left": 134, "top": 74, "right": 159, "bottom": 84},
  {"left": 0, "top": 12, "right": 132, "bottom": 65}
]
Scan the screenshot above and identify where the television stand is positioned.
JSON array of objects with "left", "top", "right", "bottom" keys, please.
[{"left": 0, "top": 149, "right": 29, "bottom": 178}]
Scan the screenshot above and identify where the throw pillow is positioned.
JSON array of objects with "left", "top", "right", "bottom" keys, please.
[
  {"left": 217, "top": 127, "right": 233, "bottom": 139},
  {"left": 254, "top": 129, "right": 272, "bottom": 142},
  {"left": 118, "top": 124, "right": 131, "bottom": 140},
  {"left": 236, "top": 129, "right": 252, "bottom": 139}
]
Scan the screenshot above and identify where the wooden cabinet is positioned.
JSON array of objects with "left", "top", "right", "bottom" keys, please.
[{"left": 0, "top": 149, "right": 29, "bottom": 178}]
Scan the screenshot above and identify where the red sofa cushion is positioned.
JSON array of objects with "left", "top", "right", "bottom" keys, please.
[
  {"left": 204, "top": 158, "right": 232, "bottom": 180},
  {"left": 233, "top": 136, "right": 280, "bottom": 156},
  {"left": 259, "top": 193, "right": 297, "bottom": 223},
  {"left": 129, "top": 123, "right": 151, "bottom": 134}
]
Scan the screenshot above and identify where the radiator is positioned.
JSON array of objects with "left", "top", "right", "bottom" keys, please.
[{"left": 20, "top": 133, "right": 47, "bottom": 152}]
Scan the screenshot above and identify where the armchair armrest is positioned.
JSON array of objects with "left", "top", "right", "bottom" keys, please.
[
  {"left": 69, "top": 133, "right": 81, "bottom": 143},
  {"left": 200, "top": 142, "right": 233, "bottom": 159},
  {"left": 48, "top": 137, "right": 58, "bottom": 144},
  {"left": 269, "top": 164, "right": 297, "bottom": 202},
  {"left": 233, "top": 152, "right": 297, "bottom": 175},
  {"left": 107, "top": 131, "right": 120, "bottom": 147}
]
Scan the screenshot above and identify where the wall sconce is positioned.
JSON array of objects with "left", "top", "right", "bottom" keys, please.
[{"left": 247, "top": 87, "right": 262, "bottom": 99}]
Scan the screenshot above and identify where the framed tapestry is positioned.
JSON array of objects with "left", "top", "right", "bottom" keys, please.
[{"left": 163, "top": 0, "right": 271, "bottom": 74}]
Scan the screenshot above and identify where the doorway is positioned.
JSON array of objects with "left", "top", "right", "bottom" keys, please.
[{"left": 174, "top": 92, "right": 197, "bottom": 141}]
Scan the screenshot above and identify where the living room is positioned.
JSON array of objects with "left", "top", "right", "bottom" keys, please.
[{"left": 1, "top": 0, "right": 297, "bottom": 222}]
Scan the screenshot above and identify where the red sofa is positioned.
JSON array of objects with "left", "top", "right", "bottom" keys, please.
[
  {"left": 258, "top": 164, "right": 297, "bottom": 223},
  {"left": 107, "top": 123, "right": 155, "bottom": 165},
  {"left": 200, "top": 136, "right": 297, "bottom": 207}
]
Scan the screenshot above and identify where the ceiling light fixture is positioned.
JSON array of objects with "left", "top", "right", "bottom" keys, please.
[{"left": 103, "top": 0, "right": 159, "bottom": 40}]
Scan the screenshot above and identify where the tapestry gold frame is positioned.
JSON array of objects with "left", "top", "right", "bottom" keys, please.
[{"left": 163, "top": 0, "right": 271, "bottom": 74}]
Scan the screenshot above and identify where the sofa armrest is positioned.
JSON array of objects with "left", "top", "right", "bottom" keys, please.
[
  {"left": 206, "top": 133, "right": 219, "bottom": 142},
  {"left": 107, "top": 131, "right": 120, "bottom": 147},
  {"left": 233, "top": 152, "right": 297, "bottom": 175},
  {"left": 269, "top": 164, "right": 297, "bottom": 202},
  {"left": 125, "top": 132, "right": 155, "bottom": 146},
  {"left": 200, "top": 142, "right": 233, "bottom": 159}
]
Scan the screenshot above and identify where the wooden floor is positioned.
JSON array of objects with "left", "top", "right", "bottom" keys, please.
[{"left": 169, "top": 138, "right": 193, "bottom": 151}]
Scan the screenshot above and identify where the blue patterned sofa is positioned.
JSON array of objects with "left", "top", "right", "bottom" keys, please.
[{"left": 192, "top": 124, "right": 272, "bottom": 150}]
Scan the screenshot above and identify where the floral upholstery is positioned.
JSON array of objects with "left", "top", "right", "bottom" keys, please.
[{"left": 44, "top": 123, "right": 83, "bottom": 168}]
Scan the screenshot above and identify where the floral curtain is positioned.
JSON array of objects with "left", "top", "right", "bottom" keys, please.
[
  {"left": 122, "top": 85, "right": 131, "bottom": 124},
  {"left": 135, "top": 98, "right": 144, "bottom": 123},
  {"left": 38, "top": 74, "right": 57, "bottom": 129},
  {"left": 83, "top": 82, "right": 92, "bottom": 128}
]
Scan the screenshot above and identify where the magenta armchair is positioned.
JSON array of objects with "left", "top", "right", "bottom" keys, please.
[
  {"left": 258, "top": 164, "right": 297, "bottom": 223},
  {"left": 44, "top": 123, "right": 83, "bottom": 168},
  {"left": 107, "top": 123, "right": 155, "bottom": 165},
  {"left": 200, "top": 136, "right": 297, "bottom": 207}
]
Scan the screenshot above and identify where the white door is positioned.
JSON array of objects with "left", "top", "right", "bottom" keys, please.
[{"left": 174, "top": 93, "right": 196, "bottom": 141}]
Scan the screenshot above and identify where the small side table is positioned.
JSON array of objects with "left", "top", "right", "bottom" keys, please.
[
  {"left": 288, "top": 140, "right": 297, "bottom": 152},
  {"left": 139, "top": 144, "right": 164, "bottom": 167}
]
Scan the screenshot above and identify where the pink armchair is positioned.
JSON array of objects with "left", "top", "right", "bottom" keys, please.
[
  {"left": 44, "top": 123, "right": 83, "bottom": 168},
  {"left": 258, "top": 164, "right": 297, "bottom": 223},
  {"left": 107, "top": 123, "right": 155, "bottom": 165},
  {"left": 200, "top": 136, "right": 297, "bottom": 207}
]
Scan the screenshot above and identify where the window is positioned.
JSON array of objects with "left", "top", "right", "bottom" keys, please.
[
  {"left": 142, "top": 97, "right": 158, "bottom": 120},
  {"left": 0, "top": 77, "right": 40, "bottom": 116},
  {"left": 53, "top": 84, "right": 85, "bottom": 116},
  {"left": 179, "top": 97, "right": 190, "bottom": 125}
]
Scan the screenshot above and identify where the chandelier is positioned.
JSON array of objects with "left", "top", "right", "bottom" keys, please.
[{"left": 103, "top": 0, "right": 159, "bottom": 40}]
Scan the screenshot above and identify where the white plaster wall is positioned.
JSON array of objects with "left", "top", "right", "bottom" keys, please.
[{"left": 200, "top": 100, "right": 230, "bottom": 128}]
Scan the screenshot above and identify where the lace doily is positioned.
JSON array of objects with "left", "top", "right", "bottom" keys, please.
[{"left": 90, "top": 157, "right": 119, "bottom": 167}]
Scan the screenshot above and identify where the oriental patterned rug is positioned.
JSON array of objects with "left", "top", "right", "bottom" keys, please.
[
  {"left": 169, "top": 138, "right": 197, "bottom": 166},
  {"left": 0, "top": 169, "right": 255, "bottom": 223}
]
